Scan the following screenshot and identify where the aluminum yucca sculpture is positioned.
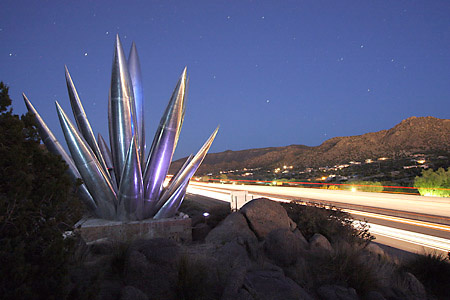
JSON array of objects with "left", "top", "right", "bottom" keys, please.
[{"left": 23, "top": 35, "right": 218, "bottom": 221}]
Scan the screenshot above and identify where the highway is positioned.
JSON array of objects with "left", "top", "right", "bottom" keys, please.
[{"left": 187, "top": 181, "right": 450, "bottom": 256}]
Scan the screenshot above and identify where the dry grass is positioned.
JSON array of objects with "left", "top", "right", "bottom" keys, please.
[
  {"left": 177, "top": 253, "right": 224, "bottom": 300},
  {"left": 401, "top": 251, "right": 450, "bottom": 298},
  {"left": 280, "top": 201, "right": 374, "bottom": 245}
]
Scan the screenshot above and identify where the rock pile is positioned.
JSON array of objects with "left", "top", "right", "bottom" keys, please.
[{"left": 68, "top": 198, "right": 428, "bottom": 300}]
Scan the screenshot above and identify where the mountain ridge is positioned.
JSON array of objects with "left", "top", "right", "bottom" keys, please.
[{"left": 170, "top": 116, "right": 450, "bottom": 174}]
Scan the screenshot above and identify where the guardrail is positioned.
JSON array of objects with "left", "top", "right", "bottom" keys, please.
[{"left": 198, "top": 178, "right": 450, "bottom": 196}]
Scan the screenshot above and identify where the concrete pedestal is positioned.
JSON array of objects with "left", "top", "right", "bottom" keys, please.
[{"left": 75, "top": 217, "right": 192, "bottom": 243}]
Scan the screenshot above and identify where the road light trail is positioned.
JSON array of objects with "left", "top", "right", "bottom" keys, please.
[
  {"left": 189, "top": 182, "right": 450, "bottom": 222},
  {"left": 368, "top": 224, "right": 450, "bottom": 253},
  {"left": 187, "top": 182, "right": 450, "bottom": 254},
  {"left": 342, "top": 209, "right": 450, "bottom": 233}
]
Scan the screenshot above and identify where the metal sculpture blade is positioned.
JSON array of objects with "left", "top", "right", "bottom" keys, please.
[
  {"left": 142, "top": 68, "right": 187, "bottom": 216},
  {"left": 28, "top": 36, "right": 218, "bottom": 220},
  {"left": 152, "top": 126, "right": 219, "bottom": 217},
  {"left": 109, "top": 35, "right": 136, "bottom": 185},
  {"left": 167, "top": 154, "right": 193, "bottom": 188},
  {"left": 153, "top": 181, "right": 188, "bottom": 219},
  {"left": 98, "top": 133, "right": 118, "bottom": 191},
  {"left": 22, "top": 93, "right": 97, "bottom": 212},
  {"left": 56, "top": 101, "right": 117, "bottom": 219},
  {"left": 128, "top": 42, "right": 145, "bottom": 163},
  {"left": 117, "top": 135, "right": 144, "bottom": 221},
  {"left": 65, "top": 65, "right": 109, "bottom": 175}
]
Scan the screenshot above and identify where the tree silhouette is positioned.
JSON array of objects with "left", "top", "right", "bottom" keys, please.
[{"left": 0, "top": 82, "right": 82, "bottom": 299}]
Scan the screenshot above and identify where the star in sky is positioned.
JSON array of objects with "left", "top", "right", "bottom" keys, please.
[{"left": 0, "top": 1, "right": 449, "bottom": 159}]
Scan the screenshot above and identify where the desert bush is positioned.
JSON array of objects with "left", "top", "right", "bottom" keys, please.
[
  {"left": 307, "top": 243, "right": 381, "bottom": 295},
  {"left": 344, "top": 181, "right": 384, "bottom": 192},
  {"left": 177, "top": 254, "right": 222, "bottom": 300},
  {"left": 402, "top": 252, "right": 450, "bottom": 298},
  {"left": 281, "top": 201, "right": 374, "bottom": 245},
  {"left": 327, "top": 185, "right": 341, "bottom": 190},
  {"left": 0, "top": 82, "right": 83, "bottom": 299},
  {"left": 414, "top": 167, "right": 450, "bottom": 197}
]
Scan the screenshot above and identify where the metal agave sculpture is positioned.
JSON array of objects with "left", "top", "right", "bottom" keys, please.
[{"left": 22, "top": 35, "right": 218, "bottom": 221}]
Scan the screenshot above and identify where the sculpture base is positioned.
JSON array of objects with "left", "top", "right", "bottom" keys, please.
[{"left": 75, "top": 217, "right": 192, "bottom": 243}]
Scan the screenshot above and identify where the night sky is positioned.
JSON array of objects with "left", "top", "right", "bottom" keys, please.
[{"left": 1, "top": 1, "right": 449, "bottom": 160}]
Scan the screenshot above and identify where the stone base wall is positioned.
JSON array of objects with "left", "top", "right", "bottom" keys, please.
[{"left": 75, "top": 217, "right": 192, "bottom": 243}]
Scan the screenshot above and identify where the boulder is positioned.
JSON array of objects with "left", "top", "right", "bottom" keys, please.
[
  {"left": 365, "top": 291, "right": 386, "bottom": 300},
  {"left": 292, "top": 228, "right": 309, "bottom": 249},
  {"left": 215, "top": 240, "right": 252, "bottom": 274},
  {"left": 127, "top": 238, "right": 180, "bottom": 265},
  {"left": 87, "top": 238, "right": 117, "bottom": 256},
  {"left": 120, "top": 286, "right": 149, "bottom": 300},
  {"left": 235, "top": 288, "right": 254, "bottom": 300},
  {"left": 123, "top": 238, "right": 180, "bottom": 300},
  {"left": 403, "top": 272, "right": 427, "bottom": 300},
  {"left": 309, "top": 233, "right": 333, "bottom": 252},
  {"left": 317, "top": 284, "right": 359, "bottom": 300},
  {"left": 365, "top": 243, "right": 386, "bottom": 258},
  {"left": 240, "top": 198, "right": 293, "bottom": 239},
  {"left": 206, "top": 212, "right": 257, "bottom": 245},
  {"left": 192, "top": 223, "right": 211, "bottom": 241},
  {"left": 242, "top": 269, "right": 313, "bottom": 300},
  {"left": 264, "top": 228, "right": 305, "bottom": 266},
  {"left": 95, "top": 279, "right": 123, "bottom": 300},
  {"left": 221, "top": 264, "right": 248, "bottom": 300}
]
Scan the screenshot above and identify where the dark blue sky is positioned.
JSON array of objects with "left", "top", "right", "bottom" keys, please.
[{"left": 1, "top": 1, "right": 449, "bottom": 159}]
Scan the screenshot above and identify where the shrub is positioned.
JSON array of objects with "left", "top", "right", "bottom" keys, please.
[
  {"left": 344, "top": 181, "right": 384, "bottom": 193},
  {"left": 307, "top": 243, "right": 381, "bottom": 295},
  {"left": 0, "top": 82, "right": 82, "bottom": 299},
  {"left": 280, "top": 201, "right": 374, "bottom": 245},
  {"left": 414, "top": 168, "right": 450, "bottom": 197},
  {"left": 402, "top": 252, "right": 450, "bottom": 298},
  {"left": 177, "top": 254, "right": 222, "bottom": 300}
]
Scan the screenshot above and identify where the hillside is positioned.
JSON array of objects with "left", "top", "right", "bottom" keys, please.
[{"left": 170, "top": 116, "right": 450, "bottom": 174}]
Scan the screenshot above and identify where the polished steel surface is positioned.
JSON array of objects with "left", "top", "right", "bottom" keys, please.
[
  {"left": 117, "top": 136, "right": 144, "bottom": 221},
  {"left": 154, "top": 126, "right": 219, "bottom": 216},
  {"left": 153, "top": 181, "right": 188, "bottom": 219},
  {"left": 65, "top": 65, "right": 109, "bottom": 174},
  {"left": 98, "top": 133, "right": 118, "bottom": 191},
  {"left": 142, "top": 68, "right": 187, "bottom": 217},
  {"left": 168, "top": 154, "right": 194, "bottom": 188},
  {"left": 109, "top": 35, "right": 135, "bottom": 184},
  {"left": 128, "top": 42, "right": 145, "bottom": 164},
  {"left": 56, "top": 101, "right": 117, "bottom": 219},
  {"left": 28, "top": 36, "right": 217, "bottom": 220},
  {"left": 22, "top": 93, "right": 97, "bottom": 211}
]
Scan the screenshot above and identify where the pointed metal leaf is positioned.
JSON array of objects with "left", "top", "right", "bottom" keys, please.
[
  {"left": 65, "top": 65, "right": 109, "bottom": 175},
  {"left": 117, "top": 135, "right": 144, "bottom": 221},
  {"left": 128, "top": 42, "right": 145, "bottom": 163},
  {"left": 56, "top": 101, "right": 117, "bottom": 219},
  {"left": 153, "top": 181, "right": 188, "bottom": 220},
  {"left": 142, "top": 68, "right": 187, "bottom": 216},
  {"left": 150, "top": 126, "right": 219, "bottom": 217},
  {"left": 98, "top": 133, "right": 118, "bottom": 191},
  {"left": 109, "top": 34, "right": 136, "bottom": 185},
  {"left": 23, "top": 93, "right": 97, "bottom": 212}
]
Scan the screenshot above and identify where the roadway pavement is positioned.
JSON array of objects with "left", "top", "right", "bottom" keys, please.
[{"left": 187, "top": 181, "right": 450, "bottom": 256}]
